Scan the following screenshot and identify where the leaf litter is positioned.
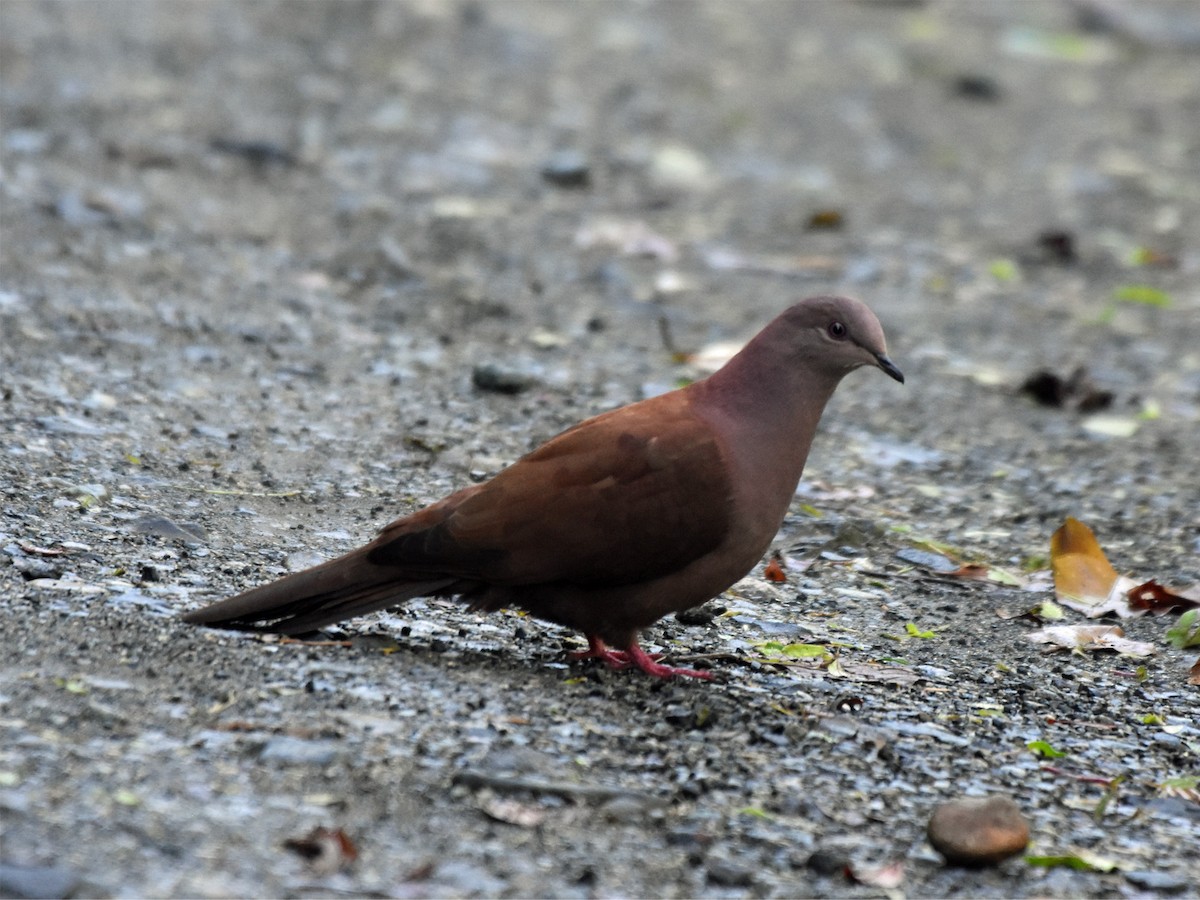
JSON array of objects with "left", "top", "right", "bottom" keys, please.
[{"left": 1050, "top": 518, "right": 1199, "bottom": 618}]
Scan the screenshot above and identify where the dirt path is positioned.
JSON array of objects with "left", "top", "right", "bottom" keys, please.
[{"left": 2, "top": 2, "right": 1197, "bottom": 897}]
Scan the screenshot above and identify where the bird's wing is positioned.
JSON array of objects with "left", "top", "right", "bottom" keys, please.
[{"left": 367, "top": 397, "right": 733, "bottom": 587}]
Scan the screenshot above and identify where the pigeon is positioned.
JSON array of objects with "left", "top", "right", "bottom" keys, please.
[{"left": 183, "top": 295, "right": 904, "bottom": 678}]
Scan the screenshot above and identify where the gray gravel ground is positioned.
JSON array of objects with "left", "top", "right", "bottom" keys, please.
[{"left": 2, "top": 1, "right": 1199, "bottom": 897}]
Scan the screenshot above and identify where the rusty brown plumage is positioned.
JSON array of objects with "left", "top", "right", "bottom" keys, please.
[{"left": 183, "top": 295, "right": 903, "bottom": 679}]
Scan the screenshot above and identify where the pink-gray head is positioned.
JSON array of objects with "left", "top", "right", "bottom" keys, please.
[
  {"left": 734, "top": 292, "right": 902, "bottom": 384},
  {"left": 757, "top": 294, "right": 904, "bottom": 384}
]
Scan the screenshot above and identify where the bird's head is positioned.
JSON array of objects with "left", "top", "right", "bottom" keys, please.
[{"left": 778, "top": 295, "right": 904, "bottom": 383}]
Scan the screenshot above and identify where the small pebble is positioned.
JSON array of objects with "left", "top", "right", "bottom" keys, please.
[
  {"left": 807, "top": 847, "right": 850, "bottom": 876},
  {"left": 210, "top": 137, "right": 296, "bottom": 166},
  {"left": 675, "top": 602, "right": 723, "bottom": 626},
  {"left": 953, "top": 73, "right": 1002, "bottom": 101},
  {"left": 472, "top": 363, "right": 536, "bottom": 395},
  {"left": 1124, "top": 870, "right": 1190, "bottom": 893},
  {"left": 11, "top": 556, "right": 63, "bottom": 580},
  {"left": 927, "top": 795, "right": 1029, "bottom": 866},
  {"left": 601, "top": 796, "right": 648, "bottom": 822},
  {"left": 541, "top": 151, "right": 591, "bottom": 188},
  {"left": 132, "top": 516, "right": 207, "bottom": 544},
  {"left": 705, "top": 855, "right": 755, "bottom": 887},
  {"left": 0, "top": 863, "right": 81, "bottom": 900},
  {"left": 259, "top": 737, "right": 339, "bottom": 766}
]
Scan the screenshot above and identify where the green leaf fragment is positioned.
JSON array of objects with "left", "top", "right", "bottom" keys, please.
[
  {"left": 1114, "top": 285, "right": 1171, "bottom": 307},
  {"left": 905, "top": 622, "right": 936, "bottom": 639},
  {"left": 1025, "top": 851, "right": 1119, "bottom": 872},
  {"left": 1160, "top": 775, "right": 1199, "bottom": 792},
  {"left": 1027, "top": 740, "right": 1067, "bottom": 759},
  {"left": 1022, "top": 555, "right": 1049, "bottom": 572},
  {"left": 113, "top": 790, "right": 140, "bottom": 806},
  {"left": 738, "top": 806, "right": 773, "bottom": 819},
  {"left": 1094, "top": 775, "right": 1124, "bottom": 821},
  {"left": 988, "top": 258, "right": 1019, "bottom": 282},
  {"left": 1166, "top": 609, "right": 1200, "bottom": 649},
  {"left": 1003, "top": 27, "right": 1117, "bottom": 63},
  {"left": 782, "top": 643, "right": 830, "bottom": 658},
  {"left": 56, "top": 678, "right": 88, "bottom": 694},
  {"left": 1033, "top": 600, "right": 1064, "bottom": 620},
  {"left": 910, "top": 537, "right": 966, "bottom": 559},
  {"left": 983, "top": 567, "right": 1023, "bottom": 587},
  {"left": 1129, "top": 247, "right": 1156, "bottom": 266},
  {"left": 753, "top": 640, "right": 832, "bottom": 659}
]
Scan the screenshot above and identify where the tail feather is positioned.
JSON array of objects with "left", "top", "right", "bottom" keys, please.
[{"left": 182, "top": 547, "right": 457, "bottom": 634}]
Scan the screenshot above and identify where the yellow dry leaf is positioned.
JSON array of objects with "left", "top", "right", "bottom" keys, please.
[{"left": 1051, "top": 518, "right": 1118, "bottom": 603}]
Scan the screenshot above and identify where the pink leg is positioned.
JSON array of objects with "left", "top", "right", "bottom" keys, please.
[
  {"left": 622, "top": 641, "right": 713, "bottom": 680},
  {"left": 569, "top": 634, "right": 637, "bottom": 668},
  {"left": 571, "top": 635, "right": 712, "bottom": 680}
]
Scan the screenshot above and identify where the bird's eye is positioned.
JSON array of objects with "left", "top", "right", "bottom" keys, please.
[{"left": 827, "top": 321, "right": 847, "bottom": 339}]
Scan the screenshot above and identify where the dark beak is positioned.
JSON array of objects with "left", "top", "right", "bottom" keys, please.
[{"left": 875, "top": 353, "right": 905, "bottom": 384}]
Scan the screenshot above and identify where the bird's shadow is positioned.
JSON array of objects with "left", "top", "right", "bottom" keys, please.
[{"left": 273, "top": 626, "right": 723, "bottom": 691}]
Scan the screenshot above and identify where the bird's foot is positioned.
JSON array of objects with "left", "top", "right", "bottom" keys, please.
[
  {"left": 572, "top": 635, "right": 712, "bottom": 680},
  {"left": 621, "top": 642, "right": 713, "bottom": 680},
  {"left": 569, "top": 635, "right": 646, "bottom": 668}
]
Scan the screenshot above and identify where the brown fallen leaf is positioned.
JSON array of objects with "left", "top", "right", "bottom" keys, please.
[
  {"left": 1190, "top": 659, "right": 1200, "bottom": 687},
  {"left": 283, "top": 826, "right": 358, "bottom": 874},
  {"left": 213, "top": 720, "right": 263, "bottom": 732},
  {"left": 764, "top": 556, "right": 787, "bottom": 583},
  {"left": 1021, "top": 366, "right": 1113, "bottom": 411},
  {"left": 1027, "top": 624, "right": 1156, "bottom": 657},
  {"left": 1126, "top": 580, "right": 1200, "bottom": 615},
  {"left": 807, "top": 209, "right": 845, "bottom": 231},
  {"left": 1050, "top": 518, "right": 1198, "bottom": 618},
  {"left": 1050, "top": 518, "right": 1133, "bottom": 614},
  {"left": 949, "top": 563, "right": 992, "bottom": 579},
  {"left": 1036, "top": 230, "right": 1077, "bottom": 264}
]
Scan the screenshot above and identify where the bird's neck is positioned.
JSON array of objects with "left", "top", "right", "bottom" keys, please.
[
  {"left": 693, "top": 334, "right": 842, "bottom": 440},
  {"left": 688, "top": 340, "right": 843, "bottom": 515}
]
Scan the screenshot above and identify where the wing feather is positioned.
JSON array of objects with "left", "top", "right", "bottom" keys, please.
[{"left": 367, "top": 397, "right": 732, "bottom": 587}]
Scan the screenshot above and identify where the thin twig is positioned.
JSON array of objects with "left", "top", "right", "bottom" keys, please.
[{"left": 453, "top": 769, "right": 668, "bottom": 806}]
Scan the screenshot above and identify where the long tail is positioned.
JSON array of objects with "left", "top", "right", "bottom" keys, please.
[{"left": 181, "top": 546, "right": 457, "bottom": 634}]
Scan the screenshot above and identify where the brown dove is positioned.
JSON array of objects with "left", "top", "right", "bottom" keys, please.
[{"left": 183, "top": 295, "right": 903, "bottom": 678}]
